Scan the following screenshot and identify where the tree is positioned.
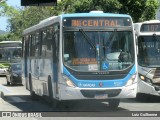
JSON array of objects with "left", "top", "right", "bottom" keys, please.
[
  {"left": 118, "top": 0, "right": 159, "bottom": 22},
  {"left": 0, "top": 0, "right": 159, "bottom": 40},
  {"left": 73, "top": 0, "right": 121, "bottom": 13},
  {"left": 141, "top": 0, "right": 159, "bottom": 21}
]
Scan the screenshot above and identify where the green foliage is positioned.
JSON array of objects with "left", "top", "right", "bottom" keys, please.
[
  {"left": 118, "top": 0, "right": 159, "bottom": 22},
  {"left": 141, "top": 0, "right": 159, "bottom": 21},
  {"left": 0, "top": 33, "right": 9, "bottom": 41},
  {"left": 73, "top": 0, "right": 121, "bottom": 13}
]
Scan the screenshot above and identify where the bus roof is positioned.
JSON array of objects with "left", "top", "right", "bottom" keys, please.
[
  {"left": 134, "top": 20, "right": 160, "bottom": 24},
  {"left": 0, "top": 41, "right": 22, "bottom": 44},
  {"left": 23, "top": 12, "right": 131, "bottom": 35},
  {"left": 134, "top": 20, "right": 160, "bottom": 35},
  {"left": 60, "top": 12, "right": 131, "bottom": 18}
]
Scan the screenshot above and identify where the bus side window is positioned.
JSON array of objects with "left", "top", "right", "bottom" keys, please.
[
  {"left": 31, "top": 34, "right": 36, "bottom": 56},
  {"left": 35, "top": 32, "right": 40, "bottom": 57},
  {"left": 42, "top": 30, "right": 47, "bottom": 57},
  {"left": 46, "top": 26, "right": 53, "bottom": 57}
]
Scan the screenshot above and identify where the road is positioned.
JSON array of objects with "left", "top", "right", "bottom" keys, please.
[{"left": 0, "top": 76, "right": 160, "bottom": 118}]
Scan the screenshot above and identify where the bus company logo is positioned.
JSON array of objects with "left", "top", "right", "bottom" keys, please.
[
  {"left": 78, "top": 82, "right": 95, "bottom": 87},
  {"left": 78, "top": 82, "right": 82, "bottom": 87},
  {"left": 99, "top": 82, "right": 103, "bottom": 87},
  {"left": 114, "top": 81, "right": 122, "bottom": 87}
]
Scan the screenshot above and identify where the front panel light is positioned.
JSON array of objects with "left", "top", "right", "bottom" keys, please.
[
  {"left": 139, "top": 73, "right": 153, "bottom": 85},
  {"left": 140, "top": 75, "right": 145, "bottom": 80},
  {"left": 63, "top": 75, "right": 76, "bottom": 87},
  {"left": 126, "top": 73, "right": 136, "bottom": 86}
]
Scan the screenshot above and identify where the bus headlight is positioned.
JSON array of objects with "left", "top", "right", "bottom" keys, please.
[
  {"left": 126, "top": 73, "right": 136, "bottom": 86},
  {"left": 139, "top": 73, "right": 152, "bottom": 85},
  {"left": 63, "top": 75, "right": 76, "bottom": 87}
]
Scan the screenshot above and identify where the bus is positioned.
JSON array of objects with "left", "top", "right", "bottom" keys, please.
[
  {"left": 22, "top": 11, "right": 137, "bottom": 109},
  {"left": 0, "top": 41, "right": 22, "bottom": 68},
  {"left": 134, "top": 20, "right": 160, "bottom": 97}
]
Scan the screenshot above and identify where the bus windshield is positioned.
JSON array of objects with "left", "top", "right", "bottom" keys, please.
[
  {"left": 138, "top": 35, "right": 160, "bottom": 67},
  {"left": 0, "top": 47, "right": 21, "bottom": 63},
  {"left": 63, "top": 30, "right": 134, "bottom": 72}
]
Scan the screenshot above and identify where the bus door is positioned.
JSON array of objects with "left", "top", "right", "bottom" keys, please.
[
  {"left": 52, "top": 26, "right": 59, "bottom": 99},
  {"left": 23, "top": 37, "right": 29, "bottom": 88}
]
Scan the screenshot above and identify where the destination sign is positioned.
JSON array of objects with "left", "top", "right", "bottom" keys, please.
[
  {"left": 63, "top": 17, "right": 131, "bottom": 28},
  {"left": 141, "top": 24, "right": 160, "bottom": 32}
]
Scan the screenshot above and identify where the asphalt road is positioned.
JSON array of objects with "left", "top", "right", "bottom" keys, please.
[{"left": 0, "top": 76, "right": 160, "bottom": 118}]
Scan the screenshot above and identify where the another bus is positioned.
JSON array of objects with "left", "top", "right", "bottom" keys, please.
[
  {"left": 0, "top": 41, "right": 22, "bottom": 68},
  {"left": 22, "top": 11, "right": 137, "bottom": 109},
  {"left": 134, "top": 20, "right": 160, "bottom": 97}
]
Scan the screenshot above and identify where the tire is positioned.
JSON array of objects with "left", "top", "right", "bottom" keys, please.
[
  {"left": 52, "top": 99, "right": 60, "bottom": 108},
  {"left": 7, "top": 81, "right": 10, "bottom": 85},
  {"left": 108, "top": 99, "right": 120, "bottom": 110},
  {"left": 6, "top": 76, "right": 10, "bottom": 85},
  {"left": 47, "top": 75, "right": 60, "bottom": 108},
  {"left": 29, "top": 74, "right": 37, "bottom": 100},
  {"left": 48, "top": 76, "right": 53, "bottom": 101},
  {"left": 10, "top": 77, "right": 14, "bottom": 86},
  {"left": 136, "top": 93, "right": 150, "bottom": 102}
]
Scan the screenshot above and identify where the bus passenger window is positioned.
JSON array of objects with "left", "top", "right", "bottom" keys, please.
[
  {"left": 42, "top": 30, "right": 47, "bottom": 57},
  {"left": 46, "top": 27, "right": 53, "bottom": 57}
]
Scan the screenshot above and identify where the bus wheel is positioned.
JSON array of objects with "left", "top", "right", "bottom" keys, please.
[
  {"left": 7, "top": 81, "right": 10, "bottom": 85},
  {"left": 29, "top": 74, "right": 37, "bottom": 100},
  {"left": 10, "top": 77, "right": 14, "bottom": 86},
  {"left": 62, "top": 100, "right": 76, "bottom": 108},
  {"left": 136, "top": 93, "right": 150, "bottom": 102},
  {"left": 52, "top": 100, "right": 73, "bottom": 109},
  {"left": 6, "top": 77, "right": 10, "bottom": 85},
  {"left": 52, "top": 99, "right": 60, "bottom": 108},
  {"left": 108, "top": 99, "right": 120, "bottom": 110},
  {"left": 48, "top": 75, "right": 53, "bottom": 103}
]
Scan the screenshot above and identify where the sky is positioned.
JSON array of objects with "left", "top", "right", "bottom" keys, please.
[{"left": 0, "top": 0, "right": 21, "bottom": 31}]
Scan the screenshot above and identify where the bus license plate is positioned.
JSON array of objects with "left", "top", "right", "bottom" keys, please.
[{"left": 94, "top": 94, "right": 108, "bottom": 99}]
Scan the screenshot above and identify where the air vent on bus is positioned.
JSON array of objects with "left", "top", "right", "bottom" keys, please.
[{"left": 89, "top": 11, "right": 104, "bottom": 13}]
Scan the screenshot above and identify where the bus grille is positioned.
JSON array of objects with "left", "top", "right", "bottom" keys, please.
[
  {"left": 150, "top": 69, "right": 160, "bottom": 83},
  {"left": 80, "top": 89, "right": 121, "bottom": 98}
]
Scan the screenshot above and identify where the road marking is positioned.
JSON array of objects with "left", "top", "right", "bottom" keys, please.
[{"left": 0, "top": 84, "right": 12, "bottom": 94}]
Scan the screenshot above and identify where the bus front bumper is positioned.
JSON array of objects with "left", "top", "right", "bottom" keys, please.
[{"left": 58, "top": 83, "right": 137, "bottom": 100}]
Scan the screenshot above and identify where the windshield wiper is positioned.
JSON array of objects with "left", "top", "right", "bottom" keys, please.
[
  {"left": 104, "top": 29, "right": 117, "bottom": 47},
  {"left": 79, "top": 28, "right": 96, "bottom": 49}
]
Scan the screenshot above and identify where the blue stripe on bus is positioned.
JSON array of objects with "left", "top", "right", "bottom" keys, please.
[{"left": 63, "top": 65, "right": 136, "bottom": 88}]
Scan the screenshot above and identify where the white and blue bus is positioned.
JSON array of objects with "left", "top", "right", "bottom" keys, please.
[
  {"left": 134, "top": 20, "right": 160, "bottom": 97},
  {"left": 22, "top": 11, "right": 137, "bottom": 109},
  {"left": 0, "top": 41, "right": 22, "bottom": 68}
]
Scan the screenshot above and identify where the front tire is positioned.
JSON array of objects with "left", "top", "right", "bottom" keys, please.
[
  {"left": 6, "top": 77, "right": 10, "bottom": 85},
  {"left": 29, "top": 74, "right": 37, "bottom": 100},
  {"left": 108, "top": 99, "right": 120, "bottom": 110},
  {"left": 10, "top": 77, "right": 14, "bottom": 86}
]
